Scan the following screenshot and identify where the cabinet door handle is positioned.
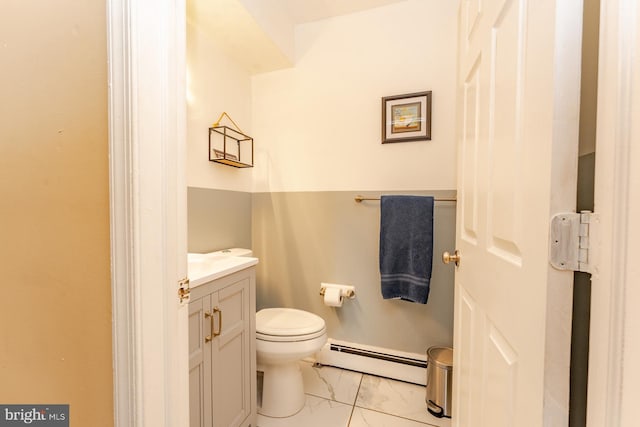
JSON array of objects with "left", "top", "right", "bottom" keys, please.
[
  {"left": 212, "top": 307, "right": 222, "bottom": 337},
  {"left": 204, "top": 311, "right": 214, "bottom": 343}
]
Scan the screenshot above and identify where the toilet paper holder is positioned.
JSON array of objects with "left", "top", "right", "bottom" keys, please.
[{"left": 319, "top": 283, "right": 356, "bottom": 299}]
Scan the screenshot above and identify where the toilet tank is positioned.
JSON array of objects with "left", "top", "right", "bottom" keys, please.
[{"left": 214, "top": 248, "right": 253, "bottom": 257}]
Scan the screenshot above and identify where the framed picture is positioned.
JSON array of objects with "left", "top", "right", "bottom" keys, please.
[{"left": 381, "top": 91, "right": 432, "bottom": 143}]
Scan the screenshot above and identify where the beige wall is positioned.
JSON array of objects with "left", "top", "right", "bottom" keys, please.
[
  {"left": 252, "top": 0, "right": 458, "bottom": 193},
  {"left": 0, "top": 1, "right": 113, "bottom": 425},
  {"left": 187, "top": 20, "right": 254, "bottom": 192}
]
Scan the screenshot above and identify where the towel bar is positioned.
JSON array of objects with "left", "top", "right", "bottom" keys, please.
[{"left": 354, "top": 195, "right": 457, "bottom": 203}]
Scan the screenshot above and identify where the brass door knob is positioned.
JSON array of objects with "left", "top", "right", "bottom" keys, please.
[{"left": 442, "top": 250, "right": 461, "bottom": 267}]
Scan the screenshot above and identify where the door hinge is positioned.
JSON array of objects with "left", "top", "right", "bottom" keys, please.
[
  {"left": 178, "top": 277, "right": 190, "bottom": 303},
  {"left": 549, "top": 211, "right": 596, "bottom": 273}
]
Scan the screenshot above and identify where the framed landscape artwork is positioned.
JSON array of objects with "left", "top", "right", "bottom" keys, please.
[{"left": 381, "top": 91, "right": 432, "bottom": 143}]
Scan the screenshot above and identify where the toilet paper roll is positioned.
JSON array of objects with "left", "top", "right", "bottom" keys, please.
[{"left": 323, "top": 287, "right": 343, "bottom": 307}]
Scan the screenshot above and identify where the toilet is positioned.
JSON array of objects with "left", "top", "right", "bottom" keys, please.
[
  {"left": 256, "top": 307, "right": 327, "bottom": 418},
  {"left": 210, "top": 248, "right": 328, "bottom": 417}
]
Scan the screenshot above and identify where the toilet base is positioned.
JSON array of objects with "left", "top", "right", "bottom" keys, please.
[{"left": 257, "top": 361, "right": 305, "bottom": 418}]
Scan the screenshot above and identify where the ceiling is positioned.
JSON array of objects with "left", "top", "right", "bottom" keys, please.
[
  {"left": 186, "top": 0, "right": 411, "bottom": 74},
  {"left": 282, "top": 0, "right": 409, "bottom": 24}
]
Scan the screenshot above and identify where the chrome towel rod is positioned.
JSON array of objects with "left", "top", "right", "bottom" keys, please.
[{"left": 354, "top": 195, "right": 457, "bottom": 203}]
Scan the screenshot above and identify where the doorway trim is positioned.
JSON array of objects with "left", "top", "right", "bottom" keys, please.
[
  {"left": 108, "top": 0, "right": 189, "bottom": 426},
  {"left": 587, "top": 0, "right": 639, "bottom": 424},
  {"left": 105, "top": 0, "right": 638, "bottom": 425}
]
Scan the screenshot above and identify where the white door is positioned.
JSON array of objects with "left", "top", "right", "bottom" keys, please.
[{"left": 452, "top": 1, "right": 583, "bottom": 425}]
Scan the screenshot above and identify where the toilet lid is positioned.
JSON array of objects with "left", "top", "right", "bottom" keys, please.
[{"left": 256, "top": 308, "right": 326, "bottom": 337}]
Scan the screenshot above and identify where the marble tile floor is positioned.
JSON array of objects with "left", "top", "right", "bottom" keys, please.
[{"left": 257, "top": 361, "right": 451, "bottom": 427}]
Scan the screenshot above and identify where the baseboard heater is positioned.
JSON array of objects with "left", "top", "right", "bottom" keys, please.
[{"left": 314, "top": 339, "right": 428, "bottom": 386}]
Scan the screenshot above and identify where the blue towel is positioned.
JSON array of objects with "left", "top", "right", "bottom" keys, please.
[{"left": 379, "top": 195, "right": 434, "bottom": 304}]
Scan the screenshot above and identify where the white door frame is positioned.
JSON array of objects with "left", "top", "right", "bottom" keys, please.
[
  {"left": 587, "top": 0, "right": 639, "bottom": 425},
  {"left": 108, "top": 0, "right": 189, "bottom": 426},
  {"left": 105, "top": 0, "right": 638, "bottom": 425}
]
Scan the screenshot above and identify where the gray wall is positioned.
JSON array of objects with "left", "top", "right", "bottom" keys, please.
[
  {"left": 187, "top": 187, "right": 252, "bottom": 253},
  {"left": 571, "top": 153, "right": 594, "bottom": 427},
  {"left": 570, "top": 0, "right": 600, "bottom": 425},
  {"left": 188, "top": 187, "right": 456, "bottom": 354},
  {"left": 251, "top": 191, "right": 456, "bottom": 355}
]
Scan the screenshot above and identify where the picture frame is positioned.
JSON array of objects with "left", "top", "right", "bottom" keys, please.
[{"left": 381, "top": 91, "right": 432, "bottom": 143}]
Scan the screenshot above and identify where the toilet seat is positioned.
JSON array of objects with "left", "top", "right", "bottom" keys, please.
[{"left": 257, "top": 308, "right": 326, "bottom": 342}]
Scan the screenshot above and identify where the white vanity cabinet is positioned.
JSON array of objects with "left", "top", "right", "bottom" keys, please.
[{"left": 189, "top": 266, "right": 256, "bottom": 427}]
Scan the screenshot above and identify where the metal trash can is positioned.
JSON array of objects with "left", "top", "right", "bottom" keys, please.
[{"left": 426, "top": 346, "right": 453, "bottom": 418}]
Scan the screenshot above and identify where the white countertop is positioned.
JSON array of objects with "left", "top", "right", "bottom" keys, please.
[{"left": 188, "top": 253, "right": 259, "bottom": 287}]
